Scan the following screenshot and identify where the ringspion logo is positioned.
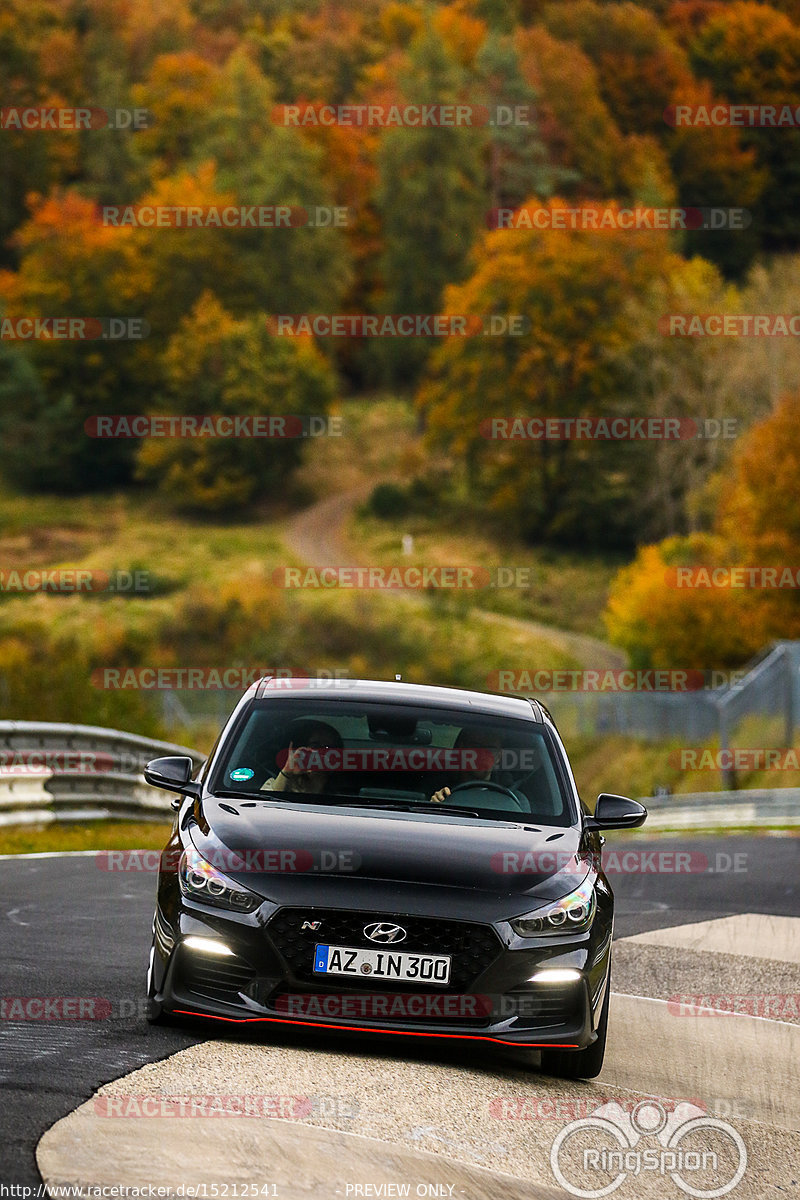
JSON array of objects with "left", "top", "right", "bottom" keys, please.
[{"left": 550, "top": 1100, "right": 746, "bottom": 1198}]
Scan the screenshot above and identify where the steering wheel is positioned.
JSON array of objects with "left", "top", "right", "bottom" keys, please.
[{"left": 445, "top": 780, "right": 527, "bottom": 811}]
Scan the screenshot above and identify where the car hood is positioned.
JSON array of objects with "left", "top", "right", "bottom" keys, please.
[{"left": 191, "top": 795, "right": 590, "bottom": 904}]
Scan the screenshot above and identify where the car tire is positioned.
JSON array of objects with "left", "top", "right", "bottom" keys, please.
[
  {"left": 145, "top": 932, "right": 169, "bottom": 1024},
  {"left": 145, "top": 996, "right": 166, "bottom": 1024},
  {"left": 540, "top": 977, "right": 610, "bottom": 1081}
]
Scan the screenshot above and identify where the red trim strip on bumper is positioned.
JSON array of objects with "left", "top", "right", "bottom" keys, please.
[{"left": 171, "top": 1009, "right": 579, "bottom": 1047}]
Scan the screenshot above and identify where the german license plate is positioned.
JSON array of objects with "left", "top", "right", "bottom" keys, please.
[{"left": 313, "top": 944, "right": 451, "bottom": 985}]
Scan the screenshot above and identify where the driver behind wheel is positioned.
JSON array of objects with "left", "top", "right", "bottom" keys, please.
[{"left": 430, "top": 728, "right": 503, "bottom": 803}]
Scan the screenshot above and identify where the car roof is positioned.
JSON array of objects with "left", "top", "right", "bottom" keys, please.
[{"left": 251, "top": 676, "right": 552, "bottom": 724}]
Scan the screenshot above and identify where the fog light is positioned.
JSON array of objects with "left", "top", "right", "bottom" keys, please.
[
  {"left": 183, "top": 935, "right": 235, "bottom": 956},
  {"left": 529, "top": 968, "right": 582, "bottom": 983}
]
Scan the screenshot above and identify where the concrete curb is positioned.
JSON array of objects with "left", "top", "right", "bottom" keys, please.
[{"left": 37, "top": 1104, "right": 559, "bottom": 1200}]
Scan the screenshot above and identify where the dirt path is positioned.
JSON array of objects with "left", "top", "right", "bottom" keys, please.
[{"left": 282, "top": 488, "right": 626, "bottom": 669}]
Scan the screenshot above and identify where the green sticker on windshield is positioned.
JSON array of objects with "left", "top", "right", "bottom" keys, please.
[{"left": 230, "top": 767, "right": 254, "bottom": 782}]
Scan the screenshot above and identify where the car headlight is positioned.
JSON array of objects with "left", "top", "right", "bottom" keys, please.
[
  {"left": 179, "top": 848, "right": 260, "bottom": 913},
  {"left": 510, "top": 877, "right": 596, "bottom": 936}
]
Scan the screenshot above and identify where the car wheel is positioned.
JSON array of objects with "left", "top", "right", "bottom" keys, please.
[{"left": 540, "top": 978, "right": 610, "bottom": 1081}]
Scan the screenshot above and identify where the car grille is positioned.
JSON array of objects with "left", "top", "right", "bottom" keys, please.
[
  {"left": 179, "top": 956, "right": 256, "bottom": 1006},
  {"left": 266, "top": 908, "right": 503, "bottom": 992}
]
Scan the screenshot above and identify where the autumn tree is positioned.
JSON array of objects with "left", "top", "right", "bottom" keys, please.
[
  {"left": 689, "top": 1, "right": 800, "bottom": 251},
  {"left": 605, "top": 390, "right": 800, "bottom": 667},
  {"left": 416, "top": 200, "right": 692, "bottom": 547},
  {"left": 541, "top": 1, "right": 767, "bottom": 271},
  {"left": 130, "top": 52, "right": 220, "bottom": 177},
  {"left": 604, "top": 534, "right": 765, "bottom": 667},
  {"left": 0, "top": 192, "right": 149, "bottom": 490},
  {"left": 609, "top": 254, "right": 745, "bottom": 537},
  {"left": 136, "top": 292, "right": 336, "bottom": 512},
  {"left": 718, "top": 393, "right": 800, "bottom": 567},
  {"left": 542, "top": 1, "right": 691, "bottom": 138}
]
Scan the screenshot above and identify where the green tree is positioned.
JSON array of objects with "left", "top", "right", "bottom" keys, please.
[
  {"left": 475, "top": 32, "right": 567, "bottom": 210},
  {"left": 189, "top": 48, "right": 353, "bottom": 317},
  {"left": 374, "top": 25, "right": 487, "bottom": 384},
  {"left": 0, "top": 0, "right": 65, "bottom": 265}
]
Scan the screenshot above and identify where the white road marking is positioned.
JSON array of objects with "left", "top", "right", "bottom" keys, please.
[
  {"left": 6, "top": 905, "right": 32, "bottom": 925},
  {"left": 619, "top": 912, "right": 800, "bottom": 964}
]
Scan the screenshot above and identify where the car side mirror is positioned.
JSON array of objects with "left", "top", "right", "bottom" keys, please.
[
  {"left": 144, "top": 755, "right": 202, "bottom": 801},
  {"left": 584, "top": 793, "right": 647, "bottom": 831}
]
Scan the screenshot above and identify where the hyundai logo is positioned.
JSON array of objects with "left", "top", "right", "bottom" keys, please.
[{"left": 363, "top": 922, "right": 407, "bottom": 944}]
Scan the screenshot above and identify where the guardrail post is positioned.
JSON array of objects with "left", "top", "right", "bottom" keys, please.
[
  {"left": 784, "top": 643, "right": 798, "bottom": 748},
  {"left": 718, "top": 697, "right": 736, "bottom": 791}
]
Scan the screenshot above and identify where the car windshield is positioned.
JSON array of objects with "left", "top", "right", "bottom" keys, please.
[{"left": 212, "top": 699, "right": 574, "bottom": 825}]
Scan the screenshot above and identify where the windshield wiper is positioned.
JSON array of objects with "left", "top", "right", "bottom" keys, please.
[
  {"left": 212, "top": 790, "right": 521, "bottom": 820},
  {"left": 347, "top": 801, "right": 482, "bottom": 817}
]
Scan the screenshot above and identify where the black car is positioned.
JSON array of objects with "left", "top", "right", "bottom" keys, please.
[{"left": 144, "top": 678, "right": 646, "bottom": 1078}]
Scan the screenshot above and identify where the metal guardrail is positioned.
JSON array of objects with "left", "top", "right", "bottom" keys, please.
[
  {"left": 0, "top": 721, "right": 205, "bottom": 827},
  {"left": 0, "top": 720, "right": 795, "bottom": 831},
  {"left": 638, "top": 788, "right": 800, "bottom": 830}
]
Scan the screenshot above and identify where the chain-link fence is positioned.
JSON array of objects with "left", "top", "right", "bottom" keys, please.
[{"left": 545, "top": 641, "right": 800, "bottom": 788}]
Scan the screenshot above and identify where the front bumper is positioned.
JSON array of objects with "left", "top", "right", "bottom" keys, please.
[{"left": 149, "top": 900, "right": 611, "bottom": 1050}]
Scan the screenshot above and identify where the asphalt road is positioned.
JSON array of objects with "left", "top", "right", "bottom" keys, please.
[{"left": 1, "top": 836, "right": 797, "bottom": 1187}]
